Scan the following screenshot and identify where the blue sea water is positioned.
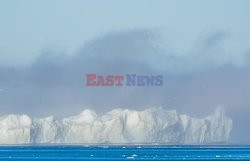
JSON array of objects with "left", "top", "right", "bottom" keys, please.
[{"left": 0, "top": 145, "right": 250, "bottom": 160}]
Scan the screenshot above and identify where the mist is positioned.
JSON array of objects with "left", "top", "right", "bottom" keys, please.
[{"left": 0, "top": 29, "right": 250, "bottom": 143}]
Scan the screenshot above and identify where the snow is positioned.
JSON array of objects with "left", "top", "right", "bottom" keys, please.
[{"left": 0, "top": 107, "right": 232, "bottom": 144}]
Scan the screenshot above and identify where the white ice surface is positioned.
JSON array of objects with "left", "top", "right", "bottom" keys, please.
[{"left": 0, "top": 107, "right": 232, "bottom": 144}]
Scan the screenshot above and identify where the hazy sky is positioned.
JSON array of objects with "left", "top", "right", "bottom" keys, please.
[
  {"left": 0, "top": 0, "right": 250, "bottom": 143},
  {"left": 1, "top": 0, "right": 249, "bottom": 66}
]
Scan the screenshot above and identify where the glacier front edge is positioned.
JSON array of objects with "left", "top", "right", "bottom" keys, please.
[{"left": 0, "top": 107, "right": 232, "bottom": 144}]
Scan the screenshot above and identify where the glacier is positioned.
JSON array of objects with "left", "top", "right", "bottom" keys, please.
[{"left": 0, "top": 107, "right": 232, "bottom": 144}]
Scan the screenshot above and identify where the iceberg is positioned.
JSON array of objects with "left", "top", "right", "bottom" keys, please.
[
  {"left": 0, "top": 107, "right": 232, "bottom": 144},
  {"left": 0, "top": 114, "right": 31, "bottom": 144}
]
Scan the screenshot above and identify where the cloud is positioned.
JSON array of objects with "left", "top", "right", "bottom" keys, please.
[{"left": 0, "top": 29, "right": 250, "bottom": 142}]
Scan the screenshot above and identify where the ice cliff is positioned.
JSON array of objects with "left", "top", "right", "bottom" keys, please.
[{"left": 0, "top": 107, "right": 232, "bottom": 144}]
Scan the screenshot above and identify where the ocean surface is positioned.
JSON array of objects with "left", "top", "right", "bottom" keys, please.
[{"left": 0, "top": 145, "right": 250, "bottom": 160}]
